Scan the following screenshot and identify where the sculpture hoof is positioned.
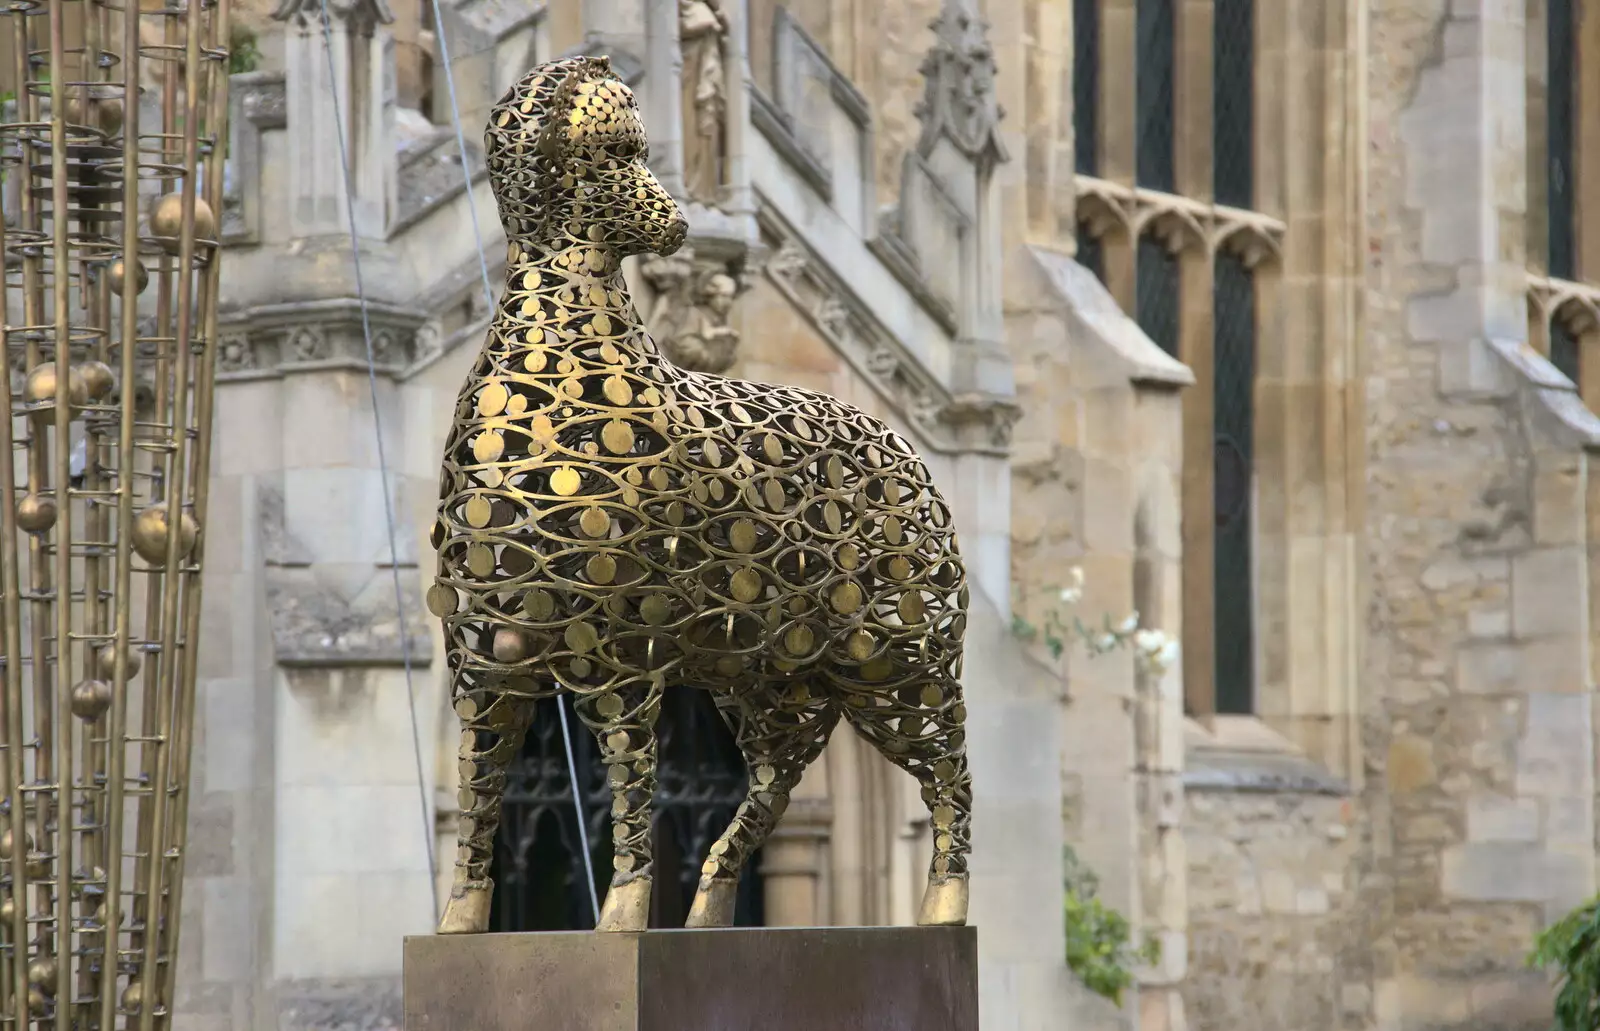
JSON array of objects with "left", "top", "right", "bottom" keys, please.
[
  {"left": 685, "top": 878, "right": 738, "bottom": 928},
  {"left": 596, "top": 876, "right": 652, "bottom": 932},
  {"left": 916, "top": 875, "right": 969, "bottom": 927},
  {"left": 438, "top": 880, "right": 492, "bottom": 934}
]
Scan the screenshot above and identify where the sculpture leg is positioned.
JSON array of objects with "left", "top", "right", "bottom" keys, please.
[
  {"left": 686, "top": 689, "right": 838, "bottom": 928},
  {"left": 839, "top": 675, "right": 972, "bottom": 927},
  {"left": 438, "top": 685, "right": 535, "bottom": 934},
  {"left": 572, "top": 676, "right": 662, "bottom": 932}
]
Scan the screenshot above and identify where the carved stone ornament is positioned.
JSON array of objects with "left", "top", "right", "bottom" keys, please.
[
  {"left": 639, "top": 245, "right": 751, "bottom": 374},
  {"left": 271, "top": 0, "right": 394, "bottom": 30},
  {"left": 914, "top": 1, "right": 1006, "bottom": 170},
  {"left": 679, "top": 0, "right": 730, "bottom": 204}
]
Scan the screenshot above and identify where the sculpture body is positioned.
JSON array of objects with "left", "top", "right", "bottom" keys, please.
[{"left": 429, "top": 57, "right": 972, "bottom": 934}]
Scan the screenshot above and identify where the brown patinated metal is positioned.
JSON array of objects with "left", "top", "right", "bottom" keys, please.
[
  {"left": 404, "top": 927, "right": 979, "bottom": 1031},
  {"left": 0, "top": 0, "right": 231, "bottom": 1028},
  {"left": 430, "top": 56, "right": 974, "bottom": 934}
]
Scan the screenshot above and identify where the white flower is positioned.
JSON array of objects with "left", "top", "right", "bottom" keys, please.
[
  {"left": 1068, "top": 566, "right": 1085, "bottom": 588},
  {"left": 1094, "top": 633, "right": 1117, "bottom": 653},
  {"left": 1152, "top": 639, "right": 1181, "bottom": 672},
  {"left": 1058, "top": 585, "right": 1083, "bottom": 605},
  {"left": 1117, "top": 611, "right": 1140, "bottom": 635},
  {"left": 1133, "top": 629, "right": 1164, "bottom": 654}
]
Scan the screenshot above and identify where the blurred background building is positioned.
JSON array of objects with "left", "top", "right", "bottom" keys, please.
[{"left": 167, "top": 0, "right": 1600, "bottom": 1029}]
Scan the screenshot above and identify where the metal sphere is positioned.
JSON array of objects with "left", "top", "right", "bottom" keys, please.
[
  {"left": 78, "top": 360, "right": 116, "bottom": 401},
  {"left": 23, "top": 362, "right": 88, "bottom": 408},
  {"left": 23, "top": 854, "right": 49, "bottom": 879},
  {"left": 107, "top": 257, "right": 149, "bottom": 296},
  {"left": 95, "top": 644, "right": 142, "bottom": 680},
  {"left": 0, "top": 896, "right": 15, "bottom": 926},
  {"left": 70, "top": 680, "right": 113, "bottom": 721},
  {"left": 26, "top": 986, "right": 46, "bottom": 1016},
  {"left": 150, "top": 193, "right": 217, "bottom": 254},
  {"left": 0, "top": 828, "right": 33, "bottom": 861},
  {"left": 120, "top": 981, "right": 143, "bottom": 1014},
  {"left": 131, "top": 504, "right": 200, "bottom": 565},
  {"left": 26, "top": 956, "right": 56, "bottom": 995},
  {"left": 491, "top": 628, "right": 529, "bottom": 664},
  {"left": 15, "top": 494, "right": 57, "bottom": 534},
  {"left": 65, "top": 95, "right": 123, "bottom": 136}
]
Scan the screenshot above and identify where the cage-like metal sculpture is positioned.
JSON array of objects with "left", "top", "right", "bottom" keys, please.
[{"left": 0, "top": 0, "right": 231, "bottom": 1027}]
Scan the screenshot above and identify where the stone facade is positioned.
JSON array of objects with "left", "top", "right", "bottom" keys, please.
[{"left": 175, "top": 1, "right": 1600, "bottom": 1030}]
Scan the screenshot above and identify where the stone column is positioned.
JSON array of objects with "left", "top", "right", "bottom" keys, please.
[
  {"left": 644, "top": 0, "right": 685, "bottom": 198},
  {"left": 759, "top": 798, "right": 833, "bottom": 927},
  {"left": 274, "top": 0, "right": 397, "bottom": 239}
]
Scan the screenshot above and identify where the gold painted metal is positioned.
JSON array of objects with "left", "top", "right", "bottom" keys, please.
[
  {"left": 434, "top": 57, "right": 973, "bottom": 935},
  {"left": 0, "top": 0, "right": 233, "bottom": 1027}
]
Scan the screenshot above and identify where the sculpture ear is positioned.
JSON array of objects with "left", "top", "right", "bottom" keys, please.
[{"left": 537, "top": 66, "right": 587, "bottom": 171}]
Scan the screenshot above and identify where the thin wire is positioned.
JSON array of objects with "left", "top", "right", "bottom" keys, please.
[
  {"left": 426, "top": 0, "right": 602, "bottom": 925},
  {"left": 315, "top": 0, "right": 439, "bottom": 918}
]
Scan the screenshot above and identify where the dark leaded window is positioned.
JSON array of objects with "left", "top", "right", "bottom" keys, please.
[
  {"left": 1213, "top": 251, "right": 1255, "bottom": 715},
  {"left": 1552, "top": 319, "right": 1582, "bottom": 386},
  {"left": 1135, "top": 0, "right": 1175, "bottom": 191},
  {"left": 489, "top": 689, "right": 764, "bottom": 931},
  {"left": 1213, "top": 0, "right": 1254, "bottom": 208},
  {"left": 1136, "top": 236, "right": 1180, "bottom": 357},
  {"left": 1078, "top": 231, "right": 1105, "bottom": 284},
  {"left": 1550, "top": 0, "right": 1576, "bottom": 279},
  {"left": 1074, "top": 0, "right": 1100, "bottom": 175}
]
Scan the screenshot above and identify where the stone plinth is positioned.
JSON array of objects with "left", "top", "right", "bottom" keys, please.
[{"left": 403, "top": 926, "right": 978, "bottom": 1031}]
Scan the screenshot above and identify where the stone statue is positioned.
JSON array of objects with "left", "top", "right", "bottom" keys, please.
[
  {"left": 429, "top": 55, "right": 973, "bottom": 935},
  {"left": 679, "top": 0, "right": 728, "bottom": 203},
  {"left": 640, "top": 246, "right": 747, "bottom": 374}
]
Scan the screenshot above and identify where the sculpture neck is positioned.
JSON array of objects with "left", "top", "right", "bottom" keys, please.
[{"left": 498, "top": 240, "right": 651, "bottom": 357}]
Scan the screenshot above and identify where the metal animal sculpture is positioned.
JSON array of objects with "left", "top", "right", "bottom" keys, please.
[{"left": 429, "top": 56, "right": 973, "bottom": 934}]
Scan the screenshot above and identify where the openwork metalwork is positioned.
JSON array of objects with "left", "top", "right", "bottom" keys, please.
[
  {"left": 1213, "top": 0, "right": 1253, "bottom": 209},
  {"left": 489, "top": 690, "right": 763, "bottom": 932},
  {"left": 1136, "top": 236, "right": 1180, "bottom": 358},
  {"left": 0, "top": 0, "right": 231, "bottom": 1027},
  {"left": 430, "top": 56, "right": 973, "bottom": 935},
  {"left": 1548, "top": 0, "right": 1575, "bottom": 279},
  {"left": 1073, "top": 0, "right": 1099, "bottom": 176},
  {"left": 1135, "top": 0, "right": 1175, "bottom": 192},
  {"left": 1212, "top": 251, "right": 1255, "bottom": 715}
]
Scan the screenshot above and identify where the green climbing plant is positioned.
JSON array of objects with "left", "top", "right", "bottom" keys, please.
[
  {"left": 229, "top": 25, "right": 262, "bottom": 75},
  {"left": 1063, "top": 844, "right": 1161, "bottom": 1006},
  {"left": 1010, "top": 566, "right": 1181, "bottom": 674},
  {"left": 1531, "top": 896, "right": 1600, "bottom": 1030}
]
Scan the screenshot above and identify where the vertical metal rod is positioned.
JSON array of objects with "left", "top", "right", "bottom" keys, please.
[
  {"left": 100, "top": 0, "right": 145, "bottom": 1018},
  {"left": 48, "top": 7, "right": 79, "bottom": 1028}
]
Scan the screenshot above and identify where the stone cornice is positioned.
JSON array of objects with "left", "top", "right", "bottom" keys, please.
[
  {"left": 756, "top": 202, "right": 1018, "bottom": 456},
  {"left": 216, "top": 298, "right": 431, "bottom": 380}
]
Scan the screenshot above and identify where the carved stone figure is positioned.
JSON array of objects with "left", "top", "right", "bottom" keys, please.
[
  {"left": 679, "top": 0, "right": 728, "bottom": 203},
  {"left": 429, "top": 56, "right": 974, "bottom": 935},
  {"left": 640, "top": 247, "right": 748, "bottom": 374}
]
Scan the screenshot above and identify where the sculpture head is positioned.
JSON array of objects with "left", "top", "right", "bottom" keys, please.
[
  {"left": 701, "top": 272, "right": 738, "bottom": 317},
  {"left": 486, "top": 56, "right": 688, "bottom": 261}
]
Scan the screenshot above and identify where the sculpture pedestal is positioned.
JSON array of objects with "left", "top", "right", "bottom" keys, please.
[{"left": 403, "top": 926, "right": 978, "bottom": 1031}]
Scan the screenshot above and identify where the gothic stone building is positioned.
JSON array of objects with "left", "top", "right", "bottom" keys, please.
[{"left": 172, "top": 0, "right": 1600, "bottom": 1030}]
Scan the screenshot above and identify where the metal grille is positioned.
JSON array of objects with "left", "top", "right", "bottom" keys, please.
[
  {"left": 490, "top": 690, "right": 765, "bottom": 931},
  {"left": 1213, "top": 252, "right": 1256, "bottom": 715},
  {"left": 1078, "top": 231, "right": 1106, "bottom": 284},
  {"left": 1212, "top": 0, "right": 1254, "bottom": 208},
  {"left": 1549, "top": 0, "right": 1576, "bottom": 278},
  {"left": 1552, "top": 319, "right": 1582, "bottom": 386},
  {"left": 1136, "top": 236, "right": 1181, "bottom": 357},
  {"left": 1074, "top": 0, "right": 1101, "bottom": 175},
  {"left": 1135, "top": 0, "right": 1176, "bottom": 191}
]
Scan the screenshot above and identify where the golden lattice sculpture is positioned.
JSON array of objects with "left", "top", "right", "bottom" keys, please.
[
  {"left": 429, "top": 56, "right": 972, "bottom": 934},
  {"left": 0, "top": 0, "right": 231, "bottom": 1027}
]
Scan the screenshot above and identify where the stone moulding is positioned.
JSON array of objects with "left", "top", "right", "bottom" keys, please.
[
  {"left": 1074, "top": 174, "right": 1286, "bottom": 264},
  {"left": 217, "top": 298, "right": 430, "bottom": 378},
  {"left": 223, "top": 70, "right": 288, "bottom": 245},
  {"left": 755, "top": 202, "right": 1018, "bottom": 456}
]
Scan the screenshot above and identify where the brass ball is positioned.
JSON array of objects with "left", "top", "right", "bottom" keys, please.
[
  {"left": 65, "top": 95, "right": 123, "bottom": 136},
  {"left": 27, "top": 985, "right": 46, "bottom": 1016},
  {"left": 0, "top": 828, "right": 33, "bottom": 861},
  {"left": 23, "top": 362, "right": 88, "bottom": 408},
  {"left": 27, "top": 956, "right": 56, "bottom": 995},
  {"left": 120, "top": 981, "right": 143, "bottom": 1014},
  {"left": 108, "top": 257, "right": 149, "bottom": 296},
  {"left": 150, "top": 193, "right": 217, "bottom": 253},
  {"left": 70, "top": 680, "right": 113, "bottom": 721},
  {"left": 79, "top": 360, "right": 116, "bottom": 402},
  {"left": 15, "top": 494, "right": 57, "bottom": 534},
  {"left": 1, "top": 896, "right": 16, "bottom": 926},
  {"left": 95, "top": 644, "right": 142, "bottom": 680},
  {"left": 130, "top": 504, "right": 200, "bottom": 565},
  {"left": 491, "top": 628, "right": 529, "bottom": 664},
  {"left": 23, "top": 854, "right": 49, "bottom": 879}
]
